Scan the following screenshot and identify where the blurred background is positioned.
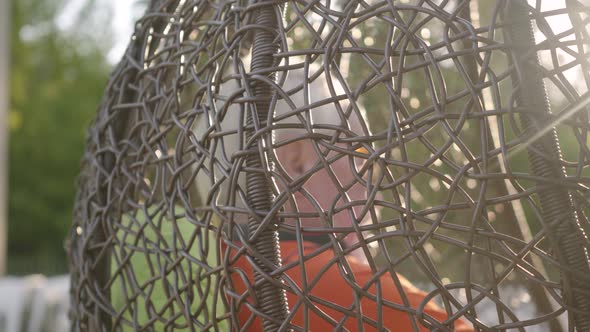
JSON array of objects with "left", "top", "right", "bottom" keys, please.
[
  {"left": 2, "top": 0, "right": 146, "bottom": 277},
  {"left": 0, "top": 1, "right": 146, "bottom": 328}
]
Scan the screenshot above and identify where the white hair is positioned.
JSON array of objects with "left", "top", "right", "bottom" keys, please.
[{"left": 190, "top": 55, "right": 372, "bottom": 229}]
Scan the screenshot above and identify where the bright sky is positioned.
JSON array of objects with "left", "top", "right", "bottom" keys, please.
[
  {"left": 57, "top": 0, "right": 139, "bottom": 64},
  {"left": 105, "top": 0, "right": 140, "bottom": 63}
]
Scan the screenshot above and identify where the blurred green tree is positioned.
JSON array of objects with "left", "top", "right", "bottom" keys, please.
[{"left": 8, "top": 0, "right": 113, "bottom": 275}]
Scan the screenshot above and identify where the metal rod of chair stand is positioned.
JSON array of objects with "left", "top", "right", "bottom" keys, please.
[
  {"left": 245, "top": 1, "right": 291, "bottom": 331},
  {"left": 504, "top": 1, "right": 590, "bottom": 330},
  {"left": 458, "top": 3, "right": 564, "bottom": 331}
]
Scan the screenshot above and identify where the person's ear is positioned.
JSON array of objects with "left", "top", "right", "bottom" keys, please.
[{"left": 275, "top": 138, "right": 318, "bottom": 178}]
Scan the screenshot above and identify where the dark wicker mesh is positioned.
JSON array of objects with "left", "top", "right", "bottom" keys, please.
[{"left": 67, "top": 0, "right": 590, "bottom": 331}]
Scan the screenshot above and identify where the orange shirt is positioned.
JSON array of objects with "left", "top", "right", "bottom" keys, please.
[{"left": 224, "top": 240, "right": 474, "bottom": 331}]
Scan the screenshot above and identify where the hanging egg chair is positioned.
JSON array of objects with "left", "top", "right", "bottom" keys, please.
[{"left": 68, "top": 0, "right": 590, "bottom": 330}]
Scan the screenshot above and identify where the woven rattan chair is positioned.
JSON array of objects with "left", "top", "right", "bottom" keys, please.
[{"left": 68, "top": 0, "right": 590, "bottom": 330}]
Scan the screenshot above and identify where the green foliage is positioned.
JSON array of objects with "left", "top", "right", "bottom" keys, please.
[
  {"left": 8, "top": 0, "right": 112, "bottom": 274},
  {"left": 111, "top": 207, "right": 227, "bottom": 331}
]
